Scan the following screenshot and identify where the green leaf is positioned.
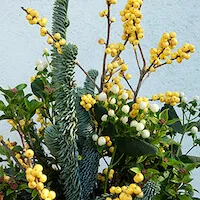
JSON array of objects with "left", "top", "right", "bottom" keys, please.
[
  {"left": 12, "top": 145, "right": 23, "bottom": 152},
  {"left": 31, "top": 78, "right": 45, "bottom": 99},
  {"left": 16, "top": 84, "right": 27, "bottom": 91},
  {"left": 159, "top": 109, "right": 169, "bottom": 122},
  {"left": 115, "top": 137, "right": 157, "bottom": 157},
  {"left": 167, "top": 188, "right": 177, "bottom": 197},
  {"left": 93, "top": 104, "right": 107, "bottom": 124},
  {"left": 0, "top": 166, "right": 4, "bottom": 177},
  {"left": 18, "top": 184, "right": 28, "bottom": 191},
  {"left": 0, "top": 100, "right": 6, "bottom": 111},
  {"left": 162, "top": 104, "right": 183, "bottom": 133},
  {"left": 167, "top": 118, "right": 180, "bottom": 125},
  {"left": 31, "top": 189, "right": 38, "bottom": 200},
  {"left": 178, "top": 194, "right": 193, "bottom": 200},
  {"left": 180, "top": 155, "right": 200, "bottom": 167},
  {"left": 146, "top": 168, "right": 160, "bottom": 176},
  {"left": 6, "top": 188, "right": 14, "bottom": 196},
  {"left": 130, "top": 167, "right": 141, "bottom": 174}
]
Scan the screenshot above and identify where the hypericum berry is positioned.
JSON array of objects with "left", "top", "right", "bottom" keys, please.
[
  {"left": 47, "top": 36, "right": 54, "bottom": 44},
  {"left": 181, "top": 96, "right": 188, "bottom": 103},
  {"left": 39, "top": 174, "right": 47, "bottom": 183},
  {"left": 92, "top": 134, "right": 99, "bottom": 141},
  {"left": 141, "top": 129, "right": 150, "bottom": 139},
  {"left": 130, "top": 120, "right": 138, "bottom": 127},
  {"left": 108, "top": 109, "right": 115, "bottom": 117},
  {"left": 149, "top": 103, "right": 159, "bottom": 113},
  {"left": 125, "top": 73, "right": 132, "bottom": 80},
  {"left": 36, "top": 182, "right": 44, "bottom": 190},
  {"left": 120, "top": 116, "right": 128, "bottom": 124},
  {"left": 191, "top": 126, "right": 198, "bottom": 134},
  {"left": 98, "top": 38, "right": 105, "bottom": 45},
  {"left": 54, "top": 33, "right": 61, "bottom": 40},
  {"left": 59, "top": 38, "right": 66, "bottom": 46},
  {"left": 133, "top": 173, "right": 144, "bottom": 183},
  {"left": 109, "top": 98, "right": 116, "bottom": 105},
  {"left": 98, "top": 92, "right": 107, "bottom": 101},
  {"left": 28, "top": 181, "right": 37, "bottom": 189},
  {"left": 101, "top": 114, "right": 108, "bottom": 122},
  {"left": 97, "top": 136, "right": 106, "bottom": 146},
  {"left": 193, "top": 95, "right": 200, "bottom": 102},
  {"left": 39, "top": 17, "right": 48, "bottom": 27},
  {"left": 41, "top": 188, "right": 49, "bottom": 199},
  {"left": 110, "top": 84, "right": 119, "bottom": 94},
  {"left": 122, "top": 92, "right": 129, "bottom": 100},
  {"left": 121, "top": 105, "right": 130, "bottom": 114},
  {"left": 139, "top": 102, "right": 147, "bottom": 110},
  {"left": 136, "top": 123, "right": 145, "bottom": 131},
  {"left": 48, "top": 191, "right": 56, "bottom": 199},
  {"left": 25, "top": 149, "right": 34, "bottom": 158},
  {"left": 136, "top": 191, "right": 144, "bottom": 198}
]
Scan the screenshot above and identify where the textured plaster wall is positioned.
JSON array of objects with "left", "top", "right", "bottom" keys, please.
[{"left": 0, "top": 0, "right": 200, "bottom": 196}]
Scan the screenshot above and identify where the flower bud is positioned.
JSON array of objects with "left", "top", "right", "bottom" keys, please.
[
  {"left": 130, "top": 120, "right": 138, "bottom": 127},
  {"left": 136, "top": 123, "right": 145, "bottom": 131},
  {"left": 141, "top": 129, "right": 150, "bottom": 138},
  {"left": 92, "top": 134, "right": 99, "bottom": 141},
  {"left": 139, "top": 102, "right": 147, "bottom": 110},
  {"left": 122, "top": 92, "right": 129, "bottom": 100},
  {"left": 191, "top": 126, "right": 198, "bottom": 134},
  {"left": 120, "top": 116, "right": 128, "bottom": 124}
]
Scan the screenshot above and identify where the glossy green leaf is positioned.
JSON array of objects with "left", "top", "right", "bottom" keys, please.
[
  {"left": 31, "top": 78, "right": 45, "bottom": 99},
  {"left": 16, "top": 84, "right": 27, "bottom": 91},
  {"left": 31, "top": 189, "right": 38, "bottom": 200},
  {"left": 130, "top": 167, "right": 141, "bottom": 174},
  {"left": 115, "top": 137, "right": 157, "bottom": 157},
  {"left": 159, "top": 109, "right": 169, "bottom": 122}
]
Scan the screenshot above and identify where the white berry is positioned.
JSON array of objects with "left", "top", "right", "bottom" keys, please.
[
  {"left": 140, "top": 119, "right": 146, "bottom": 125},
  {"left": 179, "top": 92, "right": 185, "bottom": 97},
  {"left": 141, "top": 129, "right": 150, "bottom": 138},
  {"left": 108, "top": 109, "right": 115, "bottom": 117},
  {"left": 181, "top": 97, "right": 188, "bottom": 103},
  {"left": 120, "top": 116, "right": 128, "bottom": 124},
  {"left": 101, "top": 114, "right": 108, "bottom": 122},
  {"left": 136, "top": 123, "right": 145, "bottom": 131},
  {"left": 37, "top": 64, "right": 45, "bottom": 71},
  {"left": 92, "top": 134, "right": 99, "bottom": 141},
  {"left": 122, "top": 92, "right": 129, "bottom": 100},
  {"left": 121, "top": 105, "right": 130, "bottom": 114},
  {"left": 109, "top": 98, "right": 116, "bottom": 105},
  {"left": 139, "top": 102, "right": 147, "bottom": 110},
  {"left": 130, "top": 120, "right": 138, "bottom": 127},
  {"left": 149, "top": 104, "right": 160, "bottom": 113},
  {"left": 193, "top": 95, "right": 200, "bottom": 102},
  {"left": 42, "top": 61, "right": 48, "bottom": 69},
  {"left": 191, "top": 126, "right": 198, "bottom": 134},
  {"left": 98, "top": 92, "right": 107, "bottom": 101},
  {"left": 35, "top": 59, "right": 42, "bottom": 67},
  {"left": 97, "top": 136, "right": 106, "bottom": 146},
  {"left": 111, "top": 84, "right": 119, "bottom": 94}
]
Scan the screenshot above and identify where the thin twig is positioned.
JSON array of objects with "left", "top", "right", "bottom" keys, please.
[
  {"left": 100, "top": 4, "right": 111, "bottom": 91},
  {"left": 75, "top": 62, "right": 101, "bottom": 92},
  {"left": 0, "top": 139, "right": 25, "bottom": 171},
  {"left": 138, "top": 44, "right": 146, "bottom": 69},
  {"left": 123, "top": 74, "right": 135, "bottom": 95},
  {"left": 134, "top": 49, "right": 141, "bottom": 71},
  {"left": 185, "top": 145, "right": 197, "bottom": 155}
]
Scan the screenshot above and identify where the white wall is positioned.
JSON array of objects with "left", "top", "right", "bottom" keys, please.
[{"left": 0, "top": 0, "right": 199, "bottom": 196}]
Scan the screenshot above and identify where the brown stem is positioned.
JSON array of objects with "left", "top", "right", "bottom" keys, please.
[
  {"left": 134, "top": 49, "right": 141, "bottom": 71},
  {"left": 100, "top": 4, "right": 111, "bottom": 91},
  {"left": 138, "top": 44, "right": 146, "bottom": 69},
  {"left": 75, "top": 62, "right": 101, "bottom": 92},
  {"left": 0, "top": 139, "right": 25, "bottom": 171},
  {"left": 123, "top": 74, "right": 135, "bottom": 95}
]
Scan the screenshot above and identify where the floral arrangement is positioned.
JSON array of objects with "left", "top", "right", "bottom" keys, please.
[{"left": 0, "top": 0, "right": 200, "bottom": 200}]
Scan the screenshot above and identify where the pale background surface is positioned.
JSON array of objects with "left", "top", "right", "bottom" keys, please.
[{"left": 0, "top": 0, "right": 199, "bottom": 196}]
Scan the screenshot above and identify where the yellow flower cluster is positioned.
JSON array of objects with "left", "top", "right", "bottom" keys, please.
[
  {"left": 130, "top": 97, "right": 149, "bottom": 118},
  {"left": 149, "top": 32, "right": 178, "bottom": 67},
  {"left": 106, "top": 43, "right": 126, "bottom": 57},
  {"left": 152, "top": 91, "right": 180, "bottom": 106},
  {"left": 25, "top": 8, "right": 40, "bottom": 25},
  {"left": 149, "top": 32, "right": 195, "bottom": 70},
  {"left": 80, "top": 94, "right": 96, "bottom": 111},
  {"left": 98, "top": 168, "right": 115, "bottom": 182},
  {"left": 24, "top": 8, "right": 66, "bottom": 54},
  {"left": 108, "top": 183, "right": 143, "bottom": 199},
  {"left": 47, "top": 33, "right": 66, "bottom": 54},
  {"left": 172, "top": 43, "right": 195, "bottom": 64},
  {"left": 120, "top": 0, "right": 144, "bottom": 49},
  {"left": 25, "top": 150, "right": 56, "bottom": 200},
  {"left": 99, "top": 10, "right": 108, "bottom": 17}
]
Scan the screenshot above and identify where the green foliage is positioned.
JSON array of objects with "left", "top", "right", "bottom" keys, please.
[{"left": 52, "top": 0, "right": 70, "bottom": 38}]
